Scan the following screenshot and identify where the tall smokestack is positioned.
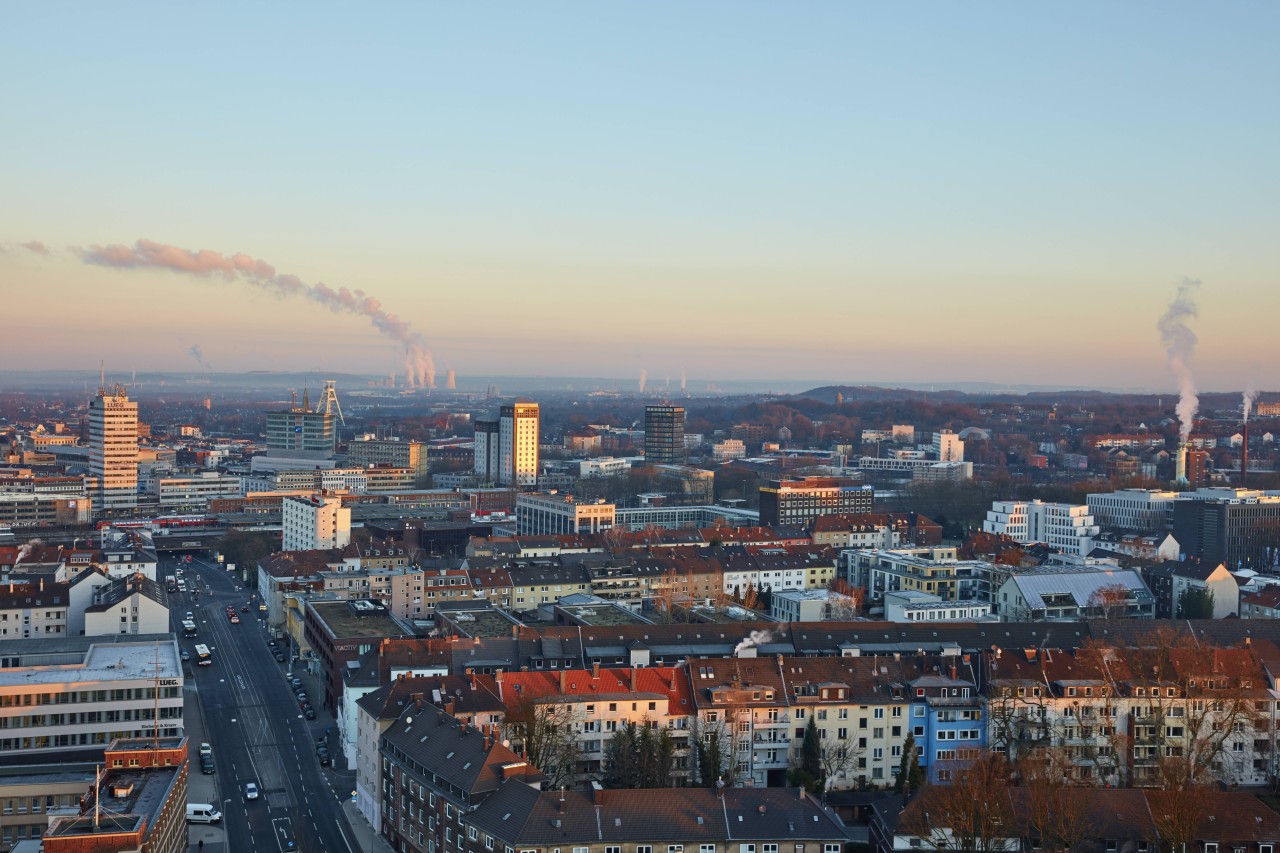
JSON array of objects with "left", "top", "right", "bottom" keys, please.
[
  {"left": 1175, "top": 441, "right": 1188, "bottom": 485},
  {"left": 446, "top": 369, "right": 456, "bottom": 390},
  {"left": 1242, "top": 422, "right": 1249, "bottom": 486}
]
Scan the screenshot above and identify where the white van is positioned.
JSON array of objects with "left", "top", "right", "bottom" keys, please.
[{"left": 186, "top": 803, "right": 222, "bottom": 823}]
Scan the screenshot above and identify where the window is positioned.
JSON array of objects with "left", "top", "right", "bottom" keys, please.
[
  {"left": 701, "top": 847, "right": 715, "bottom": 853},
  {"left": 740, "top": 847, "right": 756, "bottom": 853},
  {"left": 669, "top": 847, "right": 684, "bottom": 853},
  {"left": 1204, "top": 845, "right": 1218, "bottom": 853},
  {"left": 638, "top": 847, "right": 653, "bottom": 853},
  {"left": 764, "top": 846, "right": 778, "bottom": 853},
  {"left": 469, "top": 828, "right": 478, "bottom": 841}
]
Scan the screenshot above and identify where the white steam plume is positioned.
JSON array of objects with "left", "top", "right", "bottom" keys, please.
[
  {"left": 1157, "top": 278, "right": 1200, "bottom": 442},
  {"left": 1244, "top": 383, "right": 1258, "bottom": 424},
  {"left": 187, "top": 344, "right": 211, "bottom": 368},
  {"left": 80, "top": 238, "right": 432, "bottom": 381},
  {"left": 734, "top": 629, "right": 774, "bottom": 655},
  {"left": 639, "top": 369, "right": 647, "bottom": 394}
]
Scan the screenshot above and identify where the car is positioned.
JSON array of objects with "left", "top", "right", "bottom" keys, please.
[
  {"left": 295, "top": 691, "right": 308, "bottom": 702},
  {"left": 200, "top": 757, "right": 215, "bottom": 775},
  {"left": 268, "top": 639, "right": 277, "bottom": 647},
  {"left": 185, "top": 611, "right": 193, "bottom": 619},
  {"left": 304, "top": 707, "right": 317, "bottom": 720},
  {"left": 289, "top": 677, "right": 302, "bottom": 689},
  {"left": 274, "top": 652, "right": 286, "bottom": 663},
  {"left": 299, "top": 698, "right": 310, "bottom": 710},
  {"left": 241, "top": 605, "right": 250, "bottom": 612},
  {"left": 317, "top": 750, "right": 331, "bottom": 767},
  {"left": 245, "top": 782, "right": 259, "bottom": 801},
  {"left": 199, "top": 742, "right": 212, "bottom": 757},
  {"left": 180, "top": 650, "right": 191, "bottom": 662}
]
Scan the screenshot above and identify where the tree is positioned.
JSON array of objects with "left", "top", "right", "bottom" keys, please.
[
  {"left": 1176, "top": 586, "right": 1215, "bottom": 619},
  {"left": 894, "top": 732, "right": 925, "bottom": 795},
  {"left": 501, "top": 697, "right": 584, "bottom": 788},
  {"left": 692, "top": 716, "right": 730, "bottom": 788},
  {"left": 1087, "top": 583, "right": 1132, "bottom": 619},
  {"left": 604, "top": 720, "right": 676, "bottom": 788},
  {"left": 217, "top": 530, "right": 279, "bottom": 576},
  {"left": 900, "top": 753, "right": 1017, "bottom": 853},
  {"left": 1016, "top": 749, "right": 1098, "bottom": 852},
  {"left": 789, "top": 716, "right": 824, "bottom": 792},
  {"left": 825, "top": 578, "right": 865, "bottom": 620}
]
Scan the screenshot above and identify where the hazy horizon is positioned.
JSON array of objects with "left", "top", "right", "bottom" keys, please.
[{"left": 2, "top": 4, "right": 1278, "bottom": 392}]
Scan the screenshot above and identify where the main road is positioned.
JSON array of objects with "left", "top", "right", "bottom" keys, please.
[{"left": 167, "top": 554, "right": 360, "bottom": 853}]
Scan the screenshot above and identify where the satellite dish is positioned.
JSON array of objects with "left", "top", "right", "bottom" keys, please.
[
  {"left": 405, "top": 717, "right": 413, "bottom": 725},
  {"left": 502, "top": 739, "right": 511, "bottom": 748}
]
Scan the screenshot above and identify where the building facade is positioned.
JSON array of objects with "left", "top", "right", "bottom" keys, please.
[
  {"left": 283, "top": 493, "right": 352, "bottom": 551},
  {"left": 644, "top": 405, "right": 687, "bottom": 464},
  {"left": 758, "top": 477, "right": 873, "bottom": 527},
  {"left": 499, "top": 403, "right": 539, "bottom": 487},
  {"left": 89, "top": 386, "right": 139, "bottom": 513},
  {"left": 516, "top": 492, "right": 615, "bottom": 536}
]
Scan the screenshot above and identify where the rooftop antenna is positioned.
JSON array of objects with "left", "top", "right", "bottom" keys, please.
[{"left": 99, "top": 360, "right": 106, "bottom": 396}]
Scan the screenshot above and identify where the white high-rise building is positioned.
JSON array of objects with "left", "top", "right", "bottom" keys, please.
[
  {"left": 983, "top": 499, "right": 1100, "bottom": 557},
  {"left": 499, "top": 402, "right": 539, "bottom": 487},
  {"left": 282, "top": 493, "right": 351, "bottom": 551},
  {"left": 1085, "top": 488, "right": 1178, "bottom": 533},
  {"left": 932, "top": 429, "right": 965, "bottom": 462},
  {"left": 89, "top": 386, "right": 138, "bottom": 512}
]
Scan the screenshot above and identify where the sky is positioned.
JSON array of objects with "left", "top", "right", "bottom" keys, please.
[{"left": 1, "top": 3, "right": 1278, "bottom": 392}]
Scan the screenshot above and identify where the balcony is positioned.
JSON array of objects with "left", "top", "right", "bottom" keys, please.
[
  {"left": 753, "top": 715, "right": 791, "bottom": 728},
  {"left": 753, "top": 734, "right": 791, "bottom": 748}
]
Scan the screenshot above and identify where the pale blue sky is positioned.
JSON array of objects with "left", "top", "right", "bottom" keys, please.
[{"left": 2, "top": 3, "right": 1277, "bottom": 390}]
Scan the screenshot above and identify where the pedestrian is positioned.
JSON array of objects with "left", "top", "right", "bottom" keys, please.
[{"left": 199, "top": 841, "right": 204, "bottom": 851}]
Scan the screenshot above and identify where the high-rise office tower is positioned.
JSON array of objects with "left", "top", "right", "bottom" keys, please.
[
  {"left": 499, "top": 402, "right": 540, "bottom": 487},
  {"left": 89, "top": 385, "right": 139, "bottom": 512},
  {"left": 265, "top": 383, "right": 341, "bottom": 456},
  {"left": 473, "top": 420, "right": 500, "bottom": 482},
  {"left": 645, "top": 405, "right": 686, "bottom": 464}
]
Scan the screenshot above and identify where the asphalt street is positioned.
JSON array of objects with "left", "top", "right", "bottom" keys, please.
[{"left": 168, "top": 554, "right": 362, "bottom": 853}]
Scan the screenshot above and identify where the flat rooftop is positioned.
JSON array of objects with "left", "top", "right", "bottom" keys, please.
[
  {"left": 308, "top": 600, "right": 412, "bottom": 640},
  {"left": 436, "top": 603, "right": 521, "bottom": 639},
  {"left": 46, "top": 764, "right": 179, "bottom": 840},
  {"left": 0, "top": 635, "right": 181, "bottom": 687},
  {"left": 561, "top": 605, "right": 651, "bottom": 626}
]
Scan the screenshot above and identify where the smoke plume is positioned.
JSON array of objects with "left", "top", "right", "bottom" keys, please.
[
  {"left": 1244, "top": 383, "right": 1258, "bottom": 424},
  {"left": 734, "top": 629, "right": 774, "bottom": 656},
  {"left": 1157, "top": 278, "right": 1200, "bottom": 442},
  {"left": 639, "top": 369, "right": 647, "bottom": 394},
  {"left": 80, "top": 238, "right": 434, "bottom": 385},
  {"left": 187, "top": 345, "right": 211, "bottom": 368}
]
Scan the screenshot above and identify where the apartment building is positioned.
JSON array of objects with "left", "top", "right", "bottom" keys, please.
[
  {"left": 984, "top": 644, "right": 1271, "bottom": 787},
  {"left": 89, "top": 386, "right": 139, "bottom": 512},
  {"left": 841, "top": 547, "right": 995, "bottom": 605},
  {"left": 982, "top": 500, "right": 1100, "bottom": 557},
  {"left": 687, "top": 654, "right": 984, "bottom": 790},
  {"left": 283, "top": 492, "right": 351, "bottom": 551},
  {"left": 348, "top": 437, "right": 429, "bottom": 480},
  {"left": 1085, "top": 488, "right": 1177, "bottom": 533},
  {"left": 759, "top": 477, "right": 874, "bottom": 527},
  {"left": 995, "top": 569, "right": 1154, "bottom": 622}
]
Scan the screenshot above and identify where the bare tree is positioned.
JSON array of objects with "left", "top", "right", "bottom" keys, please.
[
  {"left": 501, "top": 697, "right": 585, "bottom": 788},
  {"left": 1087, "top": 583, "right": 1132, "bottom": 619},
  {"left": 901, "top": 754, "right": 1018, "bottom": 852}
]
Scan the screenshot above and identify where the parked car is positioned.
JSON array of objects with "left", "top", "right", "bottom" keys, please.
[
  {"left": 289, "top": 677, "right": 302, "bottom": 689},
  {"left": 316, "top": 748, "right": 331, "bottom": 767},
  {"left": 180, "top": 649, "right": 191, "bottom": 662},
  {"left": 199, "top": 742, "right": 212, "bottom": 757},
  {"left": 304, "top": 707, "right": 317, "bottom": 720},
  {"left": 268, "top": 639, "right": 277, "bottom": 647},
  {"left": 200, "top": 756, "right": 215, "bottom": 775}
]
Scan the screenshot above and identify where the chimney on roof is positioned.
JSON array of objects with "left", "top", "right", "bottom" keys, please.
[
  {"left": 445, "top": 699, "right": 456, "bottom": 717},
  {"left": 592, "top": 662, "right": 600, "bottom": 680},
  {"left": 559, "top": 669, "right": 568, "bottom": 693},
  {"left": 591, "top": 781, "right": 605, "bottom": 805},
  {"left": 558, "top": 787, "right": 566, "bottom": 814},
  {"left": 630, "top": 668, "right": 638, "bottom": 692}
]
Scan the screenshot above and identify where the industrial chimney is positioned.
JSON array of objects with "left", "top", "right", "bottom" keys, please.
[
  {"left": 1241, "top": 422, "right": 1249, "bottom": 486},
  {"left": 1175, "top": 441, "right": 1188, "bottom": 485}
]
